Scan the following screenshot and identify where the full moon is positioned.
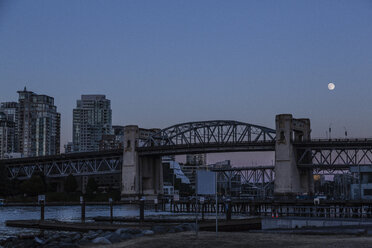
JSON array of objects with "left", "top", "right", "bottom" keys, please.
[{"left": 328, "top": 82, "right": 335, "bottom": 91}]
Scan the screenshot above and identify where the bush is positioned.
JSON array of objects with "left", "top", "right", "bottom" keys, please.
[
  {"left": 86, "top": 177, "right": 98, "bottom": 194},
  {"left": 20, "top": 175, "right": 46, "bottom": 196},
  {"left": 64, "top": 174, "right": 78, "bottom": 193}
]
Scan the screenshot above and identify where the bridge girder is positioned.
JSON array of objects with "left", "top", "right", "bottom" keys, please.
[
  {"left": 6, "top": 156, "right": 122, "bottom": 179},
  {"left": 295, "top": 139, "right": 372, "bottom": 169}
]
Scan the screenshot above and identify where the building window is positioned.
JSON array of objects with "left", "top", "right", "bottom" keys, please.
[{"left": 364, "top": 189, "right": 372, "bottom": 196}]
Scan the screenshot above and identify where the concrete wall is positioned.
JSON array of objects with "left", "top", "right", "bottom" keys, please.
[{"left": 262, "top": 217, "right": 372, "bottom": 230}]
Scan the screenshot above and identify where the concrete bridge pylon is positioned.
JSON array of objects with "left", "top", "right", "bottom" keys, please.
[
  {"left": 274, "top": 114, "right": 314, "bottom": 196},
  {"left": 121, "top": 125, "right": 163, "bottom": 201}
]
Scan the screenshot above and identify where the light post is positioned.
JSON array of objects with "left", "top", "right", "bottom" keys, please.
[{"left": 343, "top": 127, "right": 348, "bottom": 138}]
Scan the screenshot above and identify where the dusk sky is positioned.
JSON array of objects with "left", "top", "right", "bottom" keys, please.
[{"left": 1, "top": 1, "right": 372, "bottom": 164}]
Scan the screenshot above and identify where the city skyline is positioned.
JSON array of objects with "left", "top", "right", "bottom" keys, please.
[{"left": 1, "top": 1, "right": 372, "bottom": 152}]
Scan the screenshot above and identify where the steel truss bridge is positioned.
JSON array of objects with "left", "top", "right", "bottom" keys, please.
[
  {"left": 295, "top": 139, "right": 372, "bottom": 173},
  {"left": 137, "top": 120, "right": 276, "bottom": 155},
  {"left": 1, "top": 121, "right": 372, "bottom": 180},
  {"left": 0, "top": 150, "right": 122, "bottom": 179}
]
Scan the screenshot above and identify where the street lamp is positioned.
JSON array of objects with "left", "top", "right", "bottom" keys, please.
[{"left": 343, "top": 127, "right": 348, "bottom": 138}]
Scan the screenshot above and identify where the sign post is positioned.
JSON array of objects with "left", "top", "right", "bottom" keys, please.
[
  {"left": 38, "top": 195, "right": 45, "bottom": 221},
  {"left": 215, "top": 172, "right": 218, "bottom": 237}
]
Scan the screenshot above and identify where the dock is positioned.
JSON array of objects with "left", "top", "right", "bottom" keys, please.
[{"left": 6, "top": 218, "right": 261, "bottom": 232}]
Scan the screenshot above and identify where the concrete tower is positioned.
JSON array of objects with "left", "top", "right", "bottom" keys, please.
[{"left": 274, "top": 114, "right": 313, "bottom": 196}]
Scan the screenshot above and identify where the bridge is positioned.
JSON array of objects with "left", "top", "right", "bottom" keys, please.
[
  {"left": 0, "top": 114, "right": 370, "bottom": 200},
  {"left": 1, "top": 150, "right": 122, "bottom": 179}
]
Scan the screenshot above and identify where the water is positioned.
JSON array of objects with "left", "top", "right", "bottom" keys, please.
[{"left": 0, "top": 205, "right": 162, "bottom": 240}]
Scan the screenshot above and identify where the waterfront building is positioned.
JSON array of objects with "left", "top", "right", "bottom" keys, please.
[
  {"left": 17, "top": 88, "right": 60, "bottom": 157},
  {"left": 186, "top": 154, "right": 207, "bottom": 166},
  {"left": 73, "top": 95, "right": 112, "bottom": 152},
  {"left": 350, "top": 165, "right": 372, "bottom": 200}
]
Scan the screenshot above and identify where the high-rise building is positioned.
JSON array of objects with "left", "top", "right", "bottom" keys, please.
[
  {"left": 99, "top": 125, "right": 124, "bottom": 151},
  {"left": 0, "top": 102, "right": 18, "bottom": 123},
  {"left": 0, "top": 102, "right": 18, "bottom": 154},
  {"left": 0, "top": 112, "right": 16, "bottom": 159},
  {"left": 73, "top": 95, "right": 112, "bottom": 152},
  {"left": 17, "top": 88, "right": 61, "bottom": 157}
]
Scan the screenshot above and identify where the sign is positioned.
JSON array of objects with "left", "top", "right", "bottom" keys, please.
[
  {"left": 197, "top": 170, "right": 216, "bottom": 195},
  {"left": 199, "top": 196, "right": 205, "bottom": 203},
  {"left": 38, "top": 195, "right": 45, "bottom": 203},
  {"left": 154, "top": 199, "right": 158, "bottom": 204},
  {"left": 173, "top": 194, "right": 180, "bottom": 201},
  {"left": 80, "top": 196, "right": 84, "bottom": 204},
  {"left": 109, "top": 198, "right": 113, "bottom": 203}
]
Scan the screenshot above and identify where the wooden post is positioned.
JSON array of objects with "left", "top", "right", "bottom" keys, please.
[
  {"left": 202, "top": 203, "right": 205, "bottom": 221},
  {"left": 40, "top": 200, "right": 45, "bottom": 221},
  {"left": 154, "top": 198, "right": 158, "bottom": 212},
  {"left": 226, "top": 199, "right": 232, "bottom": 221},
  {"left": 80, "top": 196, "right": 85, "bottom": 223},
  {"left": 109, "top": 198, "right": 113, "bottom": 223},
  {"left": 140, "top": 198, "right": 145, "bottom": 222}
]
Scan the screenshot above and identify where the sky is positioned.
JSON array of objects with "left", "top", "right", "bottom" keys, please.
[{"left": 0, "top": 0, "right": 372, "bottom": 164}]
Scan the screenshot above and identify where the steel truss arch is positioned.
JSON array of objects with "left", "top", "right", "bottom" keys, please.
[{"left": 140, "top": 120, "right": 276, "bottom": 149}]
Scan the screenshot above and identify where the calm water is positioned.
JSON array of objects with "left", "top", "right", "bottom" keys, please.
[{"left": 0, "top": 205, "right": 164, "bottom": 240}]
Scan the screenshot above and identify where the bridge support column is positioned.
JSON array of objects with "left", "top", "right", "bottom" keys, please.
[
  {"left": 274, "top": 114, "right": 314, "bottom": 196},
  {"left": 122, "top": 125, "right": 140, "bottom": 200},
  {"left": 139, "top": 155, "right": 163, "bottom": 199},
  {"left": 121, "top": 125, "right": 163, "bottom": 201}
]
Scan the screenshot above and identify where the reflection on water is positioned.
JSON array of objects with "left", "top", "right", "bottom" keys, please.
[{"left": 0, "top": 205, "right": 160, "bottom": 240}]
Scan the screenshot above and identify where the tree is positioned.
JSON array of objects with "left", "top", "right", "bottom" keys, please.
[
  {"left": 20, "top": 175, "right": 45, "bottom": 196},
  {"left": 86, "top": 177, "right": 98, "bottom": 194},
  {"left": 0, "top": 165, "right": 11, "bottom": 197},
  {"left": 64, "top": 174, "right": 78, "bottom": 193}
]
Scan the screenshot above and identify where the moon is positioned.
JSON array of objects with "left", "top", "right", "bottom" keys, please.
[{"left": 328, "top": 82, "right": 335, "bottom": 91}]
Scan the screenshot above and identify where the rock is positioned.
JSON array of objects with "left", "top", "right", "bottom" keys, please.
[
  {"left": 92, "top": 237, "right": 112, "bottom": 245},
  {"left": 57, "top": 242, "right": 79, "bottom": 248},
  {"left": 34, "top": 236, "right": 44, "bottom": 244},
  {"left": 134, "top": 233, "right": 144, "bottom": 238},
  {"left": 51, "top": 233, "right": 61, "bottom": 240},
  {"left": 126, "top": 228, "right": 142, "bottom": 235},
  {"left": 43, "top": 237, "right": 55, "bottom": 245},
  {"left": 72, "top": 233, "right": 82, "bottom": 241},
  {"left": 120, "top": 233, "right": 132, "bottom": 240},
  {"left": 87, "top": 230, "right": 96, "bottom": 236},
  {"left": 174, "top": 225, "right": 184, "bottom": 232},
  {"left": 60, "top": 237, "right": 73, "bottom": 243},
  {"left": 101, "top": 231, "right": 112, "bottom": 237},
  {"left": 85, "top": 232, "right": 99, "bottom": 240},
  {"left": 142, "top": 230, "right": 154, "bottom": 236},
  {"left": 44, "top": 241, "right": 61, "bottom": 248},
  {"left": 115, "top": 228, "right": 129, "bottom": 235},
  {"left": 180, "top": 223, "right": 196, "bottom": 231},
  {"left": 152, "top": 226, "right": 168, "bottom": 234},
  {"left": 78, "top": 237, "right": 91, "bottom": 246},
  {"left": 105, "top": 233, "right": 122, "bottom": 243}
]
